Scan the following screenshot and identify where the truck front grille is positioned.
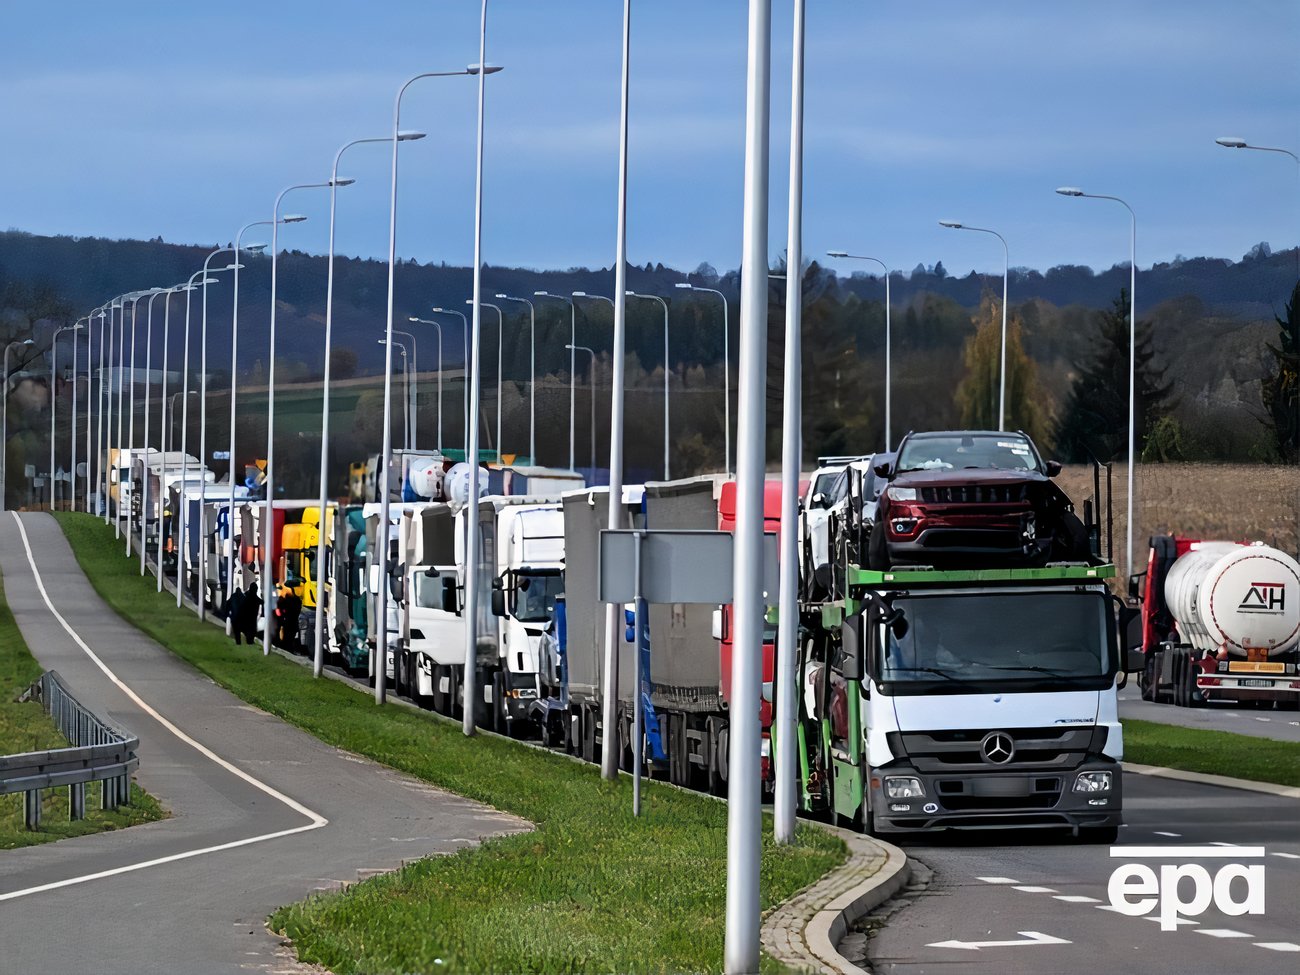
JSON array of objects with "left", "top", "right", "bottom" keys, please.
[{"left": 888, "top": 726, "right": 1100, "bottom": 773}]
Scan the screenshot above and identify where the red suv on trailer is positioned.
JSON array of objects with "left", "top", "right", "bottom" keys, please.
[{"left": 867, "top": 430, "right": 1086, "bottom": 569}]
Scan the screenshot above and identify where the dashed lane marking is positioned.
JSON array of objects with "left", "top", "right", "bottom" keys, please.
[
  {"left": 1255, "top": 943, "right": 1300, "bottom": 952},
  {"left": 1271, "top": 852, "right": 1300, "bottom": 859},
  {"left": 1053, "top": 895, "right": 1100, "bottom": 903},
  {"left": 1153, "top": 831, "right": 1182, "bottom": 837},
  {"left": 976, "top": 877, "right": 1020, "bottom": 884},
  {"left": 1196, "top": 930, "right": 1254, "bottom": 939},
  {"left": 1013, "top": 886, "right": 1058, "bottom": 893}
]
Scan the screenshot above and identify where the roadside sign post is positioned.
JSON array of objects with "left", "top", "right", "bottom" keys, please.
[{"left": 598, "top": 529, "right": 778, "bottom": 819}]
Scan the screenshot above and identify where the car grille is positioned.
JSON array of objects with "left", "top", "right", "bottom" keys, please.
[
  {"left": 919, "top": 483, "right": 1029, "bottom": 504},
  {"left": 887, "top": 726, "right": 1101, "bottom": 772}
]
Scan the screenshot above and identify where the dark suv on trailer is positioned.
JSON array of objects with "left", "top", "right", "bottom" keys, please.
[{"left": 867, "top": 430, "right": 1086, "bottom": 569}]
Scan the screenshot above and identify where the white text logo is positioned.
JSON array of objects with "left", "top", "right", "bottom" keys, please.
[{"left": 1107, "top": 846, "right": 1265, "bottom": 930}]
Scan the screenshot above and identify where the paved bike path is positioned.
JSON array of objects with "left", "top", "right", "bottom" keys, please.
[{"left": 0, "top": 512, "right": 528, "bottom": 974}]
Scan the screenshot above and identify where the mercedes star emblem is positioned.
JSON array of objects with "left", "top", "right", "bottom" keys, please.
[{"left": 980, "top": 731, "right": 1015, "bottom": 765}]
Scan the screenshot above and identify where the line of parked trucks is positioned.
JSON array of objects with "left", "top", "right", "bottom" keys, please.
[{"left": 104, "top": 430, "right": 1299, "bottom": 840}]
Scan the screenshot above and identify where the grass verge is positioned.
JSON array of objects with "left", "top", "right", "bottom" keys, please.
[
  {"left": 0, "top": 568, "right": 165, "bottom": 849},
  {"left": 54, "top": 512, "right": 845, "bottom": 974},
  {"left": 1123, "top": 718, "right": 1300, "bottom": 788}
]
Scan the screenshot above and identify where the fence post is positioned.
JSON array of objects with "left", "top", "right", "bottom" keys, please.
[
  {"left": 118, "top": 773, "right": 131, "bottom": 807},
  {"left": 69, "top": 782, "right": 86, "bottom": 820},
  {"left": 24, "top": 789, "right": 42, "bottom": 830}
]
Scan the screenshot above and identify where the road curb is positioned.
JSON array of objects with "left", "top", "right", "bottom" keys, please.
[
  {"left": 1127, "top": 761, "right": 1300, "bottom": 798},
  {"left": 761, "top": 825, "right": 910, "bottom": 975}
]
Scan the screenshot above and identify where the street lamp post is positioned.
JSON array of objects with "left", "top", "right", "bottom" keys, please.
[
  {"left": 113, "top": 291, "right": 147, "bottom": 537},
  {"left": 566, "top": 344, "right": 597, "bottom": 471},
  {"left": 1215, "top": 136, "right": 1300, "bottom": 458},
  {"left": 393, "top": 327, "right": 419, "bottom": 449},
  {"left": 87, "top": 307, "right": 106, "bottom": 513},
  {"left": 378, "top": 338, "right": 410, "bottom": 448},
  {"left": 149, "top": 284, "right": 189, "bottom": 584},
  {"left": 178, "top": 271, "right": 224, "bottom": 606},
  {"left": 408, "top": 318, "right": 444, "bottom": 451},
  {"left": 263, "top": 184, "right": 332, "bottom": 654},
  {"left": 533, "top": 292, "right": 577, "bottom": 469},
  {"left": 675, "top": 282, "right": 730, "bottom": 472},
  {"left": 379, "top": 60, "right": 498, "bottom": 708},
  {"left": 430, "top": 307, "right": 470, "bottom": 453},
  {"left": 225, "top": 220, "right": 283, "bottom": 622},
  {"left": 826, "top": 253, "right": 892, "bottom": 449},
  {"left": 2, "top": 339, "right": 34, "bottom": 512},
  {"left": 495, "top": 294, "right": 536, "bottom": 463},
  {"left": 626, "top": 292, "right": 671, "bottom": 479},
  {"left": 50, "top": 324, "right": 82, "bottom": 509},
  {"left": 67, "top": 319, "right": 89, "bottom": 511},
  {"left": 469, "top": 300, "right": 503, "bottom": 462},
  {"left": 125, "top": 290, "right": 164, "bottom": 548},
  {"left": 460, "top": 1, "right": 502, "bottom": 732},
  {"left": 138, "top": 286, "right": 175, "bottom": 574},
  {"left": 1057, "top": 186, "right": 1137, "bottom": 581},
  {"left": 939, "top": 221, "right": 1009, "bottom": 431}
]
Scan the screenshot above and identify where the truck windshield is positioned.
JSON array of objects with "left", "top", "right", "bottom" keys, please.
[
  {"left": 512, "top": 570, "right": 563, "bottom": 623},
  {"left": 878, "top": 591, "right": 1111, "bottom": 693},
  {"left": 412, "top": 571, "right": 454, "bottom": 611}
]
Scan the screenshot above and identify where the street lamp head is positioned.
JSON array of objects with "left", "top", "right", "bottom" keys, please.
[
  {"left": 408, "top": 317, "right": 420, "bottom": 323},
  {"left": 243, "top": 243, "right": 268, "bottom": 253},
  {"left": 222, "top": 263, "right": 243, "bottom": 271},
  {"left": 468, "top": 63, "right": 504, "bottom": 75},
  {"left": 201, "top": 277, "right": 221, "bottom": 286},
  {"left": 1215, "top": 136, "right": 1248, "bottom": 149},
  {"left": 826, "top": 250, "right": 848, "bottom": 258},
  {"left": 465, "top": 299, "right": 474, "bottom": 306},
  {"left": 938, "top": 220, "right": 963, "bottom": 229},
  {"left": 1055, "top": 186, "right": 1085, "bottom": 197},
  {"left": 533, "top": 291, "right": 549, "bottom": 297},
  {"left": 431, "top": 306, "right": 447, "bottom": 313},
  {"left": 572, "top": 291, "right": 588, "bottom": 297},
  {"left": 331, "top": 177, "right": 356, "bottom": 188},
  {"left": 494, "top": 293, "right": 507, "bottom": 299},
  {"left": 397, "top": 130, "right": 427, "bottom": 142},
  {"left": 282, "top": 214, "right": 308, "bottom": 224},
  {"left": 674, "top": 282, "right": 693, "bottom": 290}
]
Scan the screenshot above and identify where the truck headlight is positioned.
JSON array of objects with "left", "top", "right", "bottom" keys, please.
[
  {"left": 884, "top": 776, "right": 925, "bottom": 799},
  {"left": 1073, "top": 771, "right": 1112, "bottom": 793}
]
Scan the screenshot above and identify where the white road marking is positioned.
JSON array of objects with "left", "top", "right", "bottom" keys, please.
[
  {"left": 1271, "top": 852, "right": 1300, "bottom": 859},
  {"left": 1110, "top": 846, "right": 1263, "bottom": 858},
  {"left": 1013, "top": 885, "right": 1058, "bottom": 893},
  {"left": 1208, "top": 842, "right": 1240, "bottom": 847},
  {"left": 1254, "top": 717, "right": 1271, "bottom": 722},
  {"left": 1196, "top": 929, "right": 1253, "bottom": 938},
  {"left": 1254, "top": 943, "right": 1300, "bottom": 952},
  {"left": 0, "top": 513, "right": 327, "bottom": 904},
  {"left": 1144, "top": 917, "right": 1198, "bottom": 927},
  {"left": 1153, "top": 831, "right": 1181, "bottom": 837},
  {"left": 1053, "top": 895, "right": 1100, "bottom": 903},
  {"left": 926, "top": 931, "right": 1070, "bottom": 951},
  {"left": 976, "top": 876, "right": 1020, "bottom": 884}
]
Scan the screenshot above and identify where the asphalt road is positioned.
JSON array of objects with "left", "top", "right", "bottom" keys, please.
[
  {"left": 1119, "top": 685, "right": 1300, "bottom": 743},
  {"left": 868, "top": 772, "right": 1300, "bottom": 975},
  {"left": 0, "top": 512, "right": 528, "bottom": 975}
]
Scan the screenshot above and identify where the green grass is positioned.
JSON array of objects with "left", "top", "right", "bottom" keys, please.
[
  {"left": 54, "top": 512, "right": 844, "bottom": 974},
  {"left": 1123, "top": 718, "right": 1300, "bottom": 788},
  {"left": 0, "top": 570, "right": 165, "bottom": 849}
]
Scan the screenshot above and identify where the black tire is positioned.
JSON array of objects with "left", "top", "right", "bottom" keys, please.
[
  {"left": 492, "top": 671, "right": 507, "bottom": 734},
  {"left": 1053, "top": 511, "right": 1090, "bottom": 562},
  {"left": 866, "top": 517, "right": 889, "bottom": 571}
]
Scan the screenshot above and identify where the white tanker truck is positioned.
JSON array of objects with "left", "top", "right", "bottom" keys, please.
[{"left": 1132, "top": 534, "right": 1300, "bottom": 709}]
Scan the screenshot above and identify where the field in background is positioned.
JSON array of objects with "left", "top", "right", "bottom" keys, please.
[{"left": 1057, "top": 463, "right": 1299, "bottom": 570}]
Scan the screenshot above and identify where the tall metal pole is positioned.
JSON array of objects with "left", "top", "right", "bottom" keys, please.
[
  {"left": 533, "top": 293, "right": 576, "bottom": 469},
  {"left": 140, "top": 289, "right": 168, "bottom": 573},
  {"left": 409, "top": 317, "right": 445, "bottom": 452},
  {"left": 432, "top": 307, "right": 470, "bottom": 453},
  {"left": 198, "top": 254, "right": 236, "bottom": 618},
  {"left": 775, "top": 0, "right": 804, "bottom": 847},
  {"left": 225, "top": 221, "right": 274, "bottom": 625},
  {"left": 1057, "top": 188, "right": 1137, "bottom": 580},
  {"left": 154, "top": 287, "right": 181, "bottom": 588},
  {"left": 826, "top": 255, "right": 892, "bottom": 448},
  {"left": 600, "top": 0, "right": 632, "bottom": 781},
  {"left": 69, "top": 321, "right": 83, "bottom": 511},
  {"left": 380, "top": 68, "right": 479, "bottom": 705},
  {"left": 628, "top": 293, "right": 671, "bottom": 479},
  {"left": 678, "top": 283, "right": 730, "bottom": 472},
  {"left": 394, "top": 327, "right": 419, "bottom": 450},
  {"left": 264, "top": 185, "right": 328, "bottom": 654},
  {"left": 727, "top": 0, "right": 770, "bottom": 969},
  {"left": 178, "top": 277, "right": 199, "bottom": 606},
  {"left": 474, "top": 302, "right": 503, "bottom": 462},
  {"left": 496, "top": 295, "right": 536, "bottom": 462},
  {"left": 125, "top": 292, "right": 153, "bottom": 547},
  {"left": 98, "top": 307, "right": 114, "bottom": 520},
  {"left": 50, "top": 325, "right": 75, "bottom": 511},
  {"left": 86, "top": 311, "right": 102, "bottom": 511},
  {"left": 314, "top": 138, "right": 392, "bottom": 675},
  {"left": 463, "top": 1, "right": 494, "bottom": 732},
  {"left": 938, "top": 223, "right": 1008, "bottom": 429}
]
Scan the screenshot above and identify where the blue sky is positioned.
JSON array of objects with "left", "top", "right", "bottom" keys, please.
[{"left": 1, "top": 1, "right": 1296, "bottom": 280}]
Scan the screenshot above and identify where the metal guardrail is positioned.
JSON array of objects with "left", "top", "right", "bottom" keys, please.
[{"left": 2, "top": 670, "right": 140, "bottom": 829}]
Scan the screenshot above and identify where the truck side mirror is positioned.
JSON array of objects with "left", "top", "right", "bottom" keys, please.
[
  {"left": 1044, "top": 460, "right": 1062, "bottom": 477},
  {"left": 490, "top": 588, "right": 506, "bottom": 617},
  {"left": 1128, "top": 572, "right": 1145, "bottom": 601},
  {"left": 839, "top": 614, "right": 864, "bottom": 681}
]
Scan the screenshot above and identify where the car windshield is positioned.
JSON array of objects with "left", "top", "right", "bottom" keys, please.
[
  {"left": 512, "top": 570, "right": 564, "bottom": 623},
  {"left": 878, "top": 591, "right": 1110, "bottom": 692},
  {"left": 810, "top": 470, "right": 844, "bottom": 508},
  {"left": 896, "top": 435, "right": 1039, "bottom": 473}
]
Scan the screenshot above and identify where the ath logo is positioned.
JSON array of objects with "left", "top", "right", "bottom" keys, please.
[{"left": 1239, "top": 582, "right": 1286, "bottom": 615}]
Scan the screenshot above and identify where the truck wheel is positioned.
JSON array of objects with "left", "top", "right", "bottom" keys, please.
[
  {"left": 492, "top": 672, "right": 507, "bottom": 734},
  {"left": 1172, "top": 651, "right": 1187, "bottom": 707},
  {"left": 711, "top": 722, "right": 729, "bottom": 795},
  {"left": 1140, "top": 655, "right": 1157, "bottom": 702},
  {"left": 581, "top": 706, "right": 597, "bottom": 764}
]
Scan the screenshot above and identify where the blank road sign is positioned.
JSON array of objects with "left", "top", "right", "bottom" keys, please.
[{"left": 598, "top": 529, "right": 779, "bottom": 605}]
